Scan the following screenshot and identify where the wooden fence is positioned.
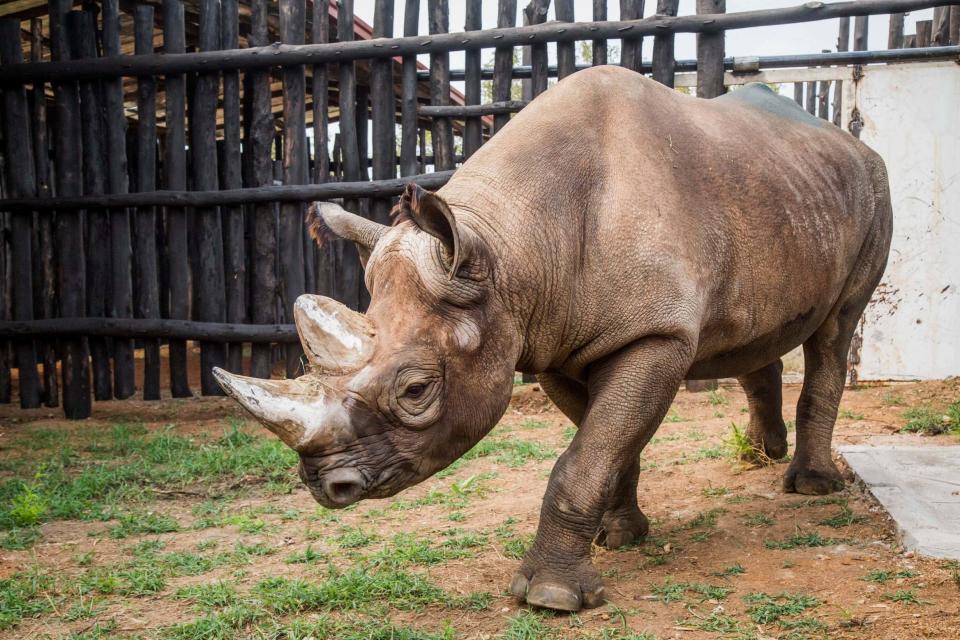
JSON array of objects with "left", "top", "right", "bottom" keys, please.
[{"left": 0, "top": 0, "right": 956, "bottom": 418}]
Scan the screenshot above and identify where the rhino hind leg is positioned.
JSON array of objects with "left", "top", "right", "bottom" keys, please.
[
  {"left": 737, "top": 360, "right": 789, "bottom": 461},
  {"left": 538, "top": 373, "right": 650, "bottom": 549}
]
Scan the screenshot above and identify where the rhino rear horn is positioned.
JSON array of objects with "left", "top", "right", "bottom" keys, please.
[{"left": 294, "top": 294, "right": 375, "bottom": 373}]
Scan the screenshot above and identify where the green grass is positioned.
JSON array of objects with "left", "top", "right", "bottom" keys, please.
[
  {"left": 743, "top": 591, "right": 819, "bottom": 624},
  {"left": 838, "top": 408, "right": 865, "bottom": 420},
  {"left": 764, "top": 530, "right": 840, "bottom": 550},
  {"left": 712, "top": 563, "right": 746, "bottom": 578},
  {"left": 884, "top": 589, "right": 928, "bottom": 605},
  {"left": 334, "top": 525, "right": 380, "bottom": 549},
  {"left": 391, "top": 473, "right": 495, "bottom": 511},
  {"left": 650, "top": 578, "right": 732, "bottom": 604},
  {"left": 861, "top": 569, "right": 919, "bottom": 583},
  {"left": 175, "top": 581, "right": 238, "bottom": 608},
  {"left": 701, "top": 486, "right": 729, "bottom": 497},
  {"left": 707, "top": 390, "right": 728, "bottom": 406},
  {"left": 501, "top": 610, "right": 556, "bottom": 640},
  {"left": 818, "top": 506, "right": 865, "bottom": 528},
  {"left": 901, "top": 402, "right": 960, "bottom": 435},
  {"left": 742, "top": 512, "right": 775, "bottom": 528},
  {"left": 285, "top": 545, "right": 324, "bottom": 564},
  {"left": 0, "top": 570, "right": 56, "bottom": 630}
]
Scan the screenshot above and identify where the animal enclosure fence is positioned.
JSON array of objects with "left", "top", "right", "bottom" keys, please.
[{"left": 0, "top": 0, "right": 957, "bottom": 419}]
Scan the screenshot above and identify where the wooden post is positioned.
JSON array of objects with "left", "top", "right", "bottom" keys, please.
[
  {"left": 163, "top": 0, "right": 192, "bottom": 397},
  {"left": 337, "top": 0, "right": 362, "bottom": 311},
  {"left": 371, "top": 0, "right": 396, "bottom": 227},
  {"left": 464, "top": 0, "right": 484, "bottom": 158},
  {"left": 133, "top": 6, "right": 162, "bottom": 401},
  {"left": 29, "top": 18, "right": 59, "bottom": 407},
  {"left": 833, "top": 17, "right": 849, "bottom": 126},
  {"left": 50, "top": 0, "right": 91, "bottom": 418},
  {"left": 933, "top": 6, "right": 950, "bottom": 45},
  {"left": 593, "top": 0, "right": 607, "bottom": 65},
  {"left": 805, "top": 80, "right": 816, "bottom": 114},
  {"left": 192, "top": 0, "right": 227, "bottom": 394},
  {"left": 0, "top": 211, "right": 8, "bottom": 404},
  {"left": 653, "top": 0, "right": 680, "bottom": 87},
  {"left": 950, "top": 7, "right": 960, "bottom": 46},
  {"left": 620, "top": 0, "right": 645, "bottom": 73},
  {"left": 916, "top": 19, "right": 933, "bottom": 47},
  {"left": 493, "top": 0, "right": 517, "bottom": 133},
  {"left": 280, "top": 0, "right": 308, "bottom": 376},
  {"left": 221, "top": 0, "right": 245, "bottom": 374},
  {"left": 400, "top": 0, "right": 420, "bottom": 177},
  {"left": 853, "top": 15, "right": 869, "bottom": 50},
  {"left": 696, "top": 0, "right": 725, "bottom": 99},
  {"left": 428, "top": 0, "right": 455, "bottom": 170},
  {"left": 523, "top": 0, "right": 550, "bottom": 98},
  {"left": 888, "top": 13, "right": 905, "bottom": 48},
  {"left": 69, "top": 10, "right": 113, "bottom": 402},
  {"left": 0, "top": 18, "right": 42, "bottom": 408},
  {"left": 556, "top": 0, "right": 575, "bottom": 79},
  {"left": 817, "top": 49, "right": 830, "bottom": 120},
  {"left": 312, "top": 0, "right": 330, "bottom": 185},
  {"left": 793, "top": 81, "right": 803, "bottom": 106}
]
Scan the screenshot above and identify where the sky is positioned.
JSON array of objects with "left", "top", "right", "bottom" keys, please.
[{"left": 351, "top": 1, "right": 937, "bottom": 69}]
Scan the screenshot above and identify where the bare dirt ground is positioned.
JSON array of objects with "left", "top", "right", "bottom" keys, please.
[{"left": 1, "top": 378, "right": 958, "bottom": 639}]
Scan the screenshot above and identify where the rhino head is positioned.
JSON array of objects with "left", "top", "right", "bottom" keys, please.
[{"left": 213, "top": 184, "right": 518, "bottom": 508}]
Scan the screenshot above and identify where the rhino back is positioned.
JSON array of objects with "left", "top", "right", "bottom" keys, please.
[{"left": 439, "top": 66, "right": 887, "bottom": 377}]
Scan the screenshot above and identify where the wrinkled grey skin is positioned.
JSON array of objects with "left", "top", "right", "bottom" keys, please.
[{"left": 217, "top": 67, "right": 892, "bottom": 613}]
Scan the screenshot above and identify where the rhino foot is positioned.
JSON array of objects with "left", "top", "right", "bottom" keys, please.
[
  {"left": 598, "top": 507, "right": 649, "bottom": 550},
  {"left": 783, "top": 462, "right": 845, "bottom": 495},
  {"left": 510, "top": 563, "right": 605, "bottom": 612}
]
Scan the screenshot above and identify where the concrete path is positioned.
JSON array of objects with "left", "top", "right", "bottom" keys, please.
[{"left": 839, "top": 444, "right": 960, "bottom": 559}]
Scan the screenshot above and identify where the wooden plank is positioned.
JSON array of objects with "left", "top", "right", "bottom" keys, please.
[
  {"left": 371, "top": 0, "right": 396, "bottom": 227},
  {"left": 428, "top": 0, "right": 454, "bottom": 169},
  {"left": 421, "top": 101, "right": 528, "bottom": 117},
  {"left": 493, "top": 0, "right": 517, "bottom": 133},
  {"left": 162, "top": 0, "right": 192, "bottom": 397},
  {"left": 464, "top": 0, "right": 483, "bottom": 158},
  {"left": 951, "top": 6, "right": 960, "bottom": 46},
  {"left": 49, "top": 0, "right": 91, "bottom": 419},
  {"left": 337, "top": 0, "right": 362, "bottom": 311},
  {"left": 4, "top": 1, "right": 953, "bottom": 84},
  {"left": 592, "top": 0, "right": 607, "bottom": 65},
  {"left": 833, "top": 16, "right": 849, "bottom": 126},
  {"left": 620, "top": 0, "right": 644, "bottom": 73},
  {"left": 0, "top": 318, "right": 299, "bottom": 342},
  {"left": 653, "top": 0, "right": 680, "bottom": 87},
  {"left": 555, "top": 0, "right": 575, "bottom": 79},
  {"left": 69, "top": 9, "right": 112, "bottom": 402},
  {"left": 399, "top": 0, "right": 420, "bottom": 177},
  {"left": 933, "top": 6, "right": 950, "bottom": 45},
  {"left": 222, "top": 0, "right": 246, "bottom": 374},
  {"left": 805, "top": 79, "right": 816, "bottom": 114},
  {"left": 888, "top": 12, "right": 904, "bottom": 48},
  {"left": 29, "top": 17, "right": 58, "bottom": 407},
  {"left": 816, "top": 48, "right": 830, "bottom": 120},
  {"left": 916, "top": 19, "right": 932, "bottom": 47},
  {"left": 523, "top": 0, "right": 549, "bottom": 98},
  {"left": 312, "top": 0, "right": 330, "bottom": 184},
  {"left": 246, "top": 0, "right": 277, "bottom": 379},
  {"left": 133, "top": 5, "right": 162, "bottom": 401},
  {"left": 696, "top": 0, "right": 725, "bottom": 98},
  {"left": 0, "top": 17, "right": 42, "bottom": 408},
  {"left": 853, "top": 15, "right": 868, "bottom": 50},
  {"left": 192, "top": 0, "right": 227, "bottom": 394},
  {"left": 793, "top": 81, "right": 803, "bottom": 106}
]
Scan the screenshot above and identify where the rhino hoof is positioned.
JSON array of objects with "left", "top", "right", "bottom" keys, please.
[
  {"left": 510, "top": 571, "right": 606, "bottom": 612},
  {"left": 598, "top": 510, "right": 649, "bottom": 550},
  {"left": 784, "top": 465, "right": 845, "bottom": 495}
]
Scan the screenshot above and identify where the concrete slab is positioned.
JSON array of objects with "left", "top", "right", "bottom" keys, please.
[{"left": 839, "top": 444, "right": 960, "bottom": 559}]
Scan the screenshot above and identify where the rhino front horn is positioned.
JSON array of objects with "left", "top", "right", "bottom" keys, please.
[
  {"left": 212, "top": 367, "right": 351, "bottom": 452},
  {"left": 294, "top": 294, "right": 375, "bottom": 373}
]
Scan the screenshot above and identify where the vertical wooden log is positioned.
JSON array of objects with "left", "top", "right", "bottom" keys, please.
[
  {"left": 0, "top": 209, "right": 8, "bottom": 404},
  {"left": 493, "top": 0, "right": 517, "bottom": 133},
  {"left": 916, "top": 19, "right": 932, "bottom": 48},
  {"left": 221, "top": 0, "right": 245, "bottom": 374},
  {"left": 399, "top": 0, "right": 420, "bottom": 177},
  {"left": 696, "top": 0, "right": 725, "bottom": 99},
  {"left": 523, "top": 0, "right": 549, "bottom": 99},
  {"left": 312, "top": 0, "right": 330, "bottom": 184},
  {"left": 853, "top": 15, "right": 869, "bottom": 51},
  {"left": 793, "top": 82, "right": 803, "bottom": 106},
  {"left": 950, "top": 7, "right": 960, "bottom": 46},
  {"left": 592, "top": 0, "right": 607, "bottom": 65},
  {"left": 0, "top": 18, "right": 42, "bottom": 408},
  {"left": 888, "top": 13, "right": 904, "bottom": 48},
  {"left": 652, "top": 0, "right": 680, "bottom": 87},
  {"left": 50, "top": 0, "right": 91, "bottom": 418},
  {"left": 833, "top": 17, "right": 849, "bottom": 126},
  {"left": 933, "top": 7, "right": 950, "bottom": 45},
  {"left": 192, "top": 0, "right": 227, "bottom": 394},
  {"left": 337, "top": 0, "right": 362, "bottom": 311},
  {"left": 620, "top": 0, "right": 645, "bottom": 73},
  {"left": 162, "top": 0, "right": 192, "bottom": 396},
  {"left": 428, "top": 0, "right": 454, "bottom": 170},
  {"left": 817, "top": 49, "right": 830, "bottom": 121},
  {"left": 355, "top": 85, "right": 371, "bottom": 312},
  {"left": 805, "top": 81, "right": 816, "bottom": 114},
  {"left": 464, "top": 0, "right": 483, "bottom": 158},
  {"left": 371, "top": 0, "right": 395, "bottom": 226},
  {"left": 419, "top": 127, "right": 427, "bottom": 174},
  {"left": 555, "top": 0, "right": 575, "bottom": 79},
  {"left": 246, "top": 0, "right": 277, "bottom": 379},
  {"left": 133, "top": 5, "right": 162, "bottom": 401},
  {"left": 29, "top": 18, "right": 58, "bottom": 407}
]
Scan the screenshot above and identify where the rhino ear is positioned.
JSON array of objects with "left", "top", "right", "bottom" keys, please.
[
  {"left": 306, "top": 201, "right": 387, "bottom": 268},
  {"left": 398, "top": 184, "right": 469, "bottom": 279}
]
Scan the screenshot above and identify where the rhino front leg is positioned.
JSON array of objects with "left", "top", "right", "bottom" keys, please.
[
  {"left": 737, "top": 360, "right": 789, "bottom": 460},
  {"left": 512, "top": 337, "right": 692, "bottom": 612},
  {"left": 537, "top": 373, "right": 649, "bottom": 549}
]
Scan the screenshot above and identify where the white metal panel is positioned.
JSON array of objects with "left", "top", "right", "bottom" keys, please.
[{"left": 843, "top": 62, "right": 960, "bottom": 380}]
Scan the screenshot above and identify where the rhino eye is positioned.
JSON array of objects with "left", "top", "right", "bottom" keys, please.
[{"left": 404, "top": 383, "right": 426, "bottom": 398}]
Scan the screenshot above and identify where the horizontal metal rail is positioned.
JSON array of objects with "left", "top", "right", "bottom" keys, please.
[
  {"left": 425, "top": 45, "right": 960, "bottom": 81},
  {"left": 0, "top": 0, "right": 949, "bottom": 83},
  {"left": 0, "top": 170, "right": 453, "bottom": 212},
  {"left": 0, "top": 318, "right": 298, "bottom": 342}
]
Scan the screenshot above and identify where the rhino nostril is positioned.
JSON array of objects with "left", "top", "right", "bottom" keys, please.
[{"left": 321, "top": 467, "right": 366, "bottom": 505}]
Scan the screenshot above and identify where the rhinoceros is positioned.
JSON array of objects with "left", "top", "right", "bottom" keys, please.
[{"left": 214, "top": 66, "right": 891, "bottom": 612}]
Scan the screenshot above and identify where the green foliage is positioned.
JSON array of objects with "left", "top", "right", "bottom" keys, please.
[
  {"left": 501, "top": 610, "right": 556, "bottom": 640},
  {"left": 651, "top": 578, "right": 732, "bottom": 604},
  {"left": 712, "top": 563, "right": 746, "bottom": 578},
  {"left": 742, "top": 513, "right": 775, "bottom": 528},
  {"left": 838, "top": 408, "right": 865, "bottom": 420},
  {"left": 707, "top": 390, "right": 728, "bottom": 406},
  {"left": 818, "top": 506, "right": 865, "bottom": 528},
  {"left": 884, "top": 589, "right": 928, "bottom": 604},
  {"left": 764, "top": 530, "right": 840, "bottom": 550},
  {"left": 743, "top": 591, "right": 819, "bottom": 624},
  {"left": 285, "top": 545, "right": 323, "bottom": 564},
  {"left": 334, "top": 525, "right": 380, "bottom": 549},
  {"left": 861, "top": 569, "right": 919, "bottom": 583},
  {"left": 109, "top": 511, "right": 180, "bottom": 538},
  {"left": 175, "top": 582, "right": 238, "bottom": 609},
  {"left": 0, "top": 570, "right": 55, "bottom": 630},
  {"left": 902, "top": 402, "right": 960, "bottom": 435}
]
